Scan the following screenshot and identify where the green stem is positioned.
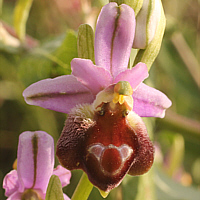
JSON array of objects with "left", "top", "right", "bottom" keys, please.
[
  {"left": 157, "top": 110, "right": 200, "bottom": 142},
  {"left": 71, "top": 173, "right": 93, "bottom": 200},
  {"left": 33, "top": 48, "right": 71, "bottom": 72}
]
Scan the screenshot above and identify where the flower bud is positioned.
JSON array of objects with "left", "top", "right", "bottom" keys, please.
[{"left": 133, "top": 0, "right": 164, "bottom": 49}]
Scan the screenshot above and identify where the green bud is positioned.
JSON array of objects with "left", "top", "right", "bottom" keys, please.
[
  {"left": 133, "top": 0, "right": 163, "bottom": 49},
  {"left": 133, "top": 0, "right": 166, "bottom": 70}
]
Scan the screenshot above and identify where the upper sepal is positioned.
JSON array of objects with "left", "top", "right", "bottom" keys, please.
[{"left": 95, "top": 2, "right": 135, "bottom": 77}]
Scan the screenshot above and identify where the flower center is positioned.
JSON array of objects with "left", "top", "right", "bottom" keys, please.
[
  {"left": 93, "top": 81, "right": 134, "bottom": 112},
  {"left": 21, "top": 189, "right": 42, "bottom": 200}
]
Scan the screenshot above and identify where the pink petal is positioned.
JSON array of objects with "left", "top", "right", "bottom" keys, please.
[
  {"left": 23, "top": 75, "right": 95, "bottom": 113},
  {"left": 95, "top": 3, "right": 135, "bottom": 78},
  {"left": 114, "top": 62, "right": 149, "bottom": 89},
  {"left": 71, "top": 58, "right": 113, "bottom": 95},
  {"left": 53, "top": 165, "right": 71, "bottom": 188},
  {"left": 132, "top": 83, "right": 172, "bottom": 118},
  {"left": 6, "top": 191, "right": 21, "bottom": 200},
  {"left": 63, "top": 193, "right": 71, "bottom": 200},
  {"left": 3, "top": 170, "right": 19, "bottom": 197},
  {"left": 17, "top": 131, "right": 54, "bottom": 193}
]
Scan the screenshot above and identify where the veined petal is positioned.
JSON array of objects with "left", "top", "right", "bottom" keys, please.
[
  {"left": 53, "top": 165, "right": 71, "bottom": 188},
  {"left": 3, "top": 170, "right": 19, "bottom": 197},
  {"left": 132, "top": 83, "right": 172, "bottom": 118},
  {"left": 114, "top": 62, "right": 149, "bottom": 90},
  {"left": 95, "top": 3, "right": 135, "bottom": 77},
  {"left": 23, "top": 75, "right": 95, "bottom": 113},
  {"left": 17, "top": 131, "right": 54, "bottom": 193},
  {"left": 71, "top": 58, "right": 112, "bottom": 95}
]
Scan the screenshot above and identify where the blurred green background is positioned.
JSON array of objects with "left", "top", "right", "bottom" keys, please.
[{"left": 0, "top": 0, "right": 199, "bottom": 199}]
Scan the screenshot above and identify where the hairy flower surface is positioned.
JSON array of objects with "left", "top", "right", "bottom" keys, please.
[
  {"left": 3, "top": 131, "right": 71, "bottom": 200},
  {"left": 23, "top": 2, "right": 171, "bottom": 193}
]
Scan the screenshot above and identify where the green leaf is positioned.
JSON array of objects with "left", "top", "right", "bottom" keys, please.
[
  {"left": 155, "top": 167, "right": 200, "bottom": 200},
  {"left": 109, "top": 0, "right": 143, "bottom": 16},
  {"left": 165, "top": 134, "right": 184, "bottom": 176},
  {"left": 121, "top": 175, "right": 139, "bottom": 200},
  {"left": 54, "top": 30, "right": 78, "bottom": 71},
  {"left": 18, "top": 31, "right": 78, "bottom": 86},
  {"left": 18, "top": 53, "right": 53, "bottom": 86},
  {"left": 133, "top": 0, "right": 166, "bottom": 70},
  {"left": 14, "top": 0, "right": 33, "bottom": 41},
  {"left": 77, "top": 24, "right": 95, "bottom": 63},
  {"left": 135, "top": 169, "right": 156, "bottom": 200},
  {"left": 45, "top": 175, "right": 65, "bottom": 200},
  {"left": 71, "top": 173, "right": 93, "bottom": 200}
]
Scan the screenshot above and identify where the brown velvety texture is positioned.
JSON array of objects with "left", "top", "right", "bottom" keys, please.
[{"left": 56, "top": 103, "right": 154, "bottom": 192}]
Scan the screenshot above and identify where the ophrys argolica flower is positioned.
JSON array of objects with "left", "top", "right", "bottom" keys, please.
[
  {"left": 23, "top": 2, "right": 171, "bottom": 193},
  {"left": 3, "top": 131, "right": 71, "bottom": 200}
]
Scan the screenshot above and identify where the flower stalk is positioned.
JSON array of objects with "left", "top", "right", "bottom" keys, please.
[{"left": 71, "top": 173, "right": 93, "bottom": 200}]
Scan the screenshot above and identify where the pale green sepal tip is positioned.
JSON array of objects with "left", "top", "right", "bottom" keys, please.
[
  {"left": 133, "top": 0, "right": 166, "bottom": 71},
  {"left": 77, "top": 24, "right": 95, "bottom": 63},
  {"left": 109, "top": 0, "right": 143, "bottom": 16},
  {"left": 14, "top": 0, "right": 33, "bottom": 42},
  {"left": 99, "top": 189, "right": 109, "bottom": 198},
  {"left": 45, "top": 175, "right": 64, "bottom": 200},
  {"left": 114, "top": 81, "right": 133, "bottom": 96}
]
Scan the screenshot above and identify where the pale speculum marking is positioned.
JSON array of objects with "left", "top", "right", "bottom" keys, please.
[{"left": 87, "top": 143, "right": 133, "bottom": 176}]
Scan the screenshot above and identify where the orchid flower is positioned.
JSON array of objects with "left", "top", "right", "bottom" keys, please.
[
  {"left": 23, "top": 2, "right": 171, "bottom": 193},
  {"left": 3, "top": 131, "right": 71, "bottom": 200}
]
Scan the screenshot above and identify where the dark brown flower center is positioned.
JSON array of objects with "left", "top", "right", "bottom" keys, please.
[{"left": 21, "top": 189, "right": 42, "bottom": 200}]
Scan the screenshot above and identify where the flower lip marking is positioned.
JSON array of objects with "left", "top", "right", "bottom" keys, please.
[{"left": 87, "top": 143, "right": 133, "bottom": 176}]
